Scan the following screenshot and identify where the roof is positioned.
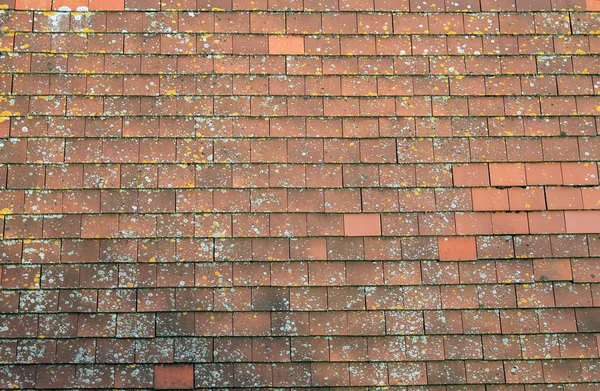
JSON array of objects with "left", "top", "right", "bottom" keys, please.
[{"left": 1, "top": 0, "right": 600, "bottom": 389}]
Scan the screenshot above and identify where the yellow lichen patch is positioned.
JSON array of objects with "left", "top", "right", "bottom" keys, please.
[{"left": 0, "top": 110, "right": 11, "bottom": 123}]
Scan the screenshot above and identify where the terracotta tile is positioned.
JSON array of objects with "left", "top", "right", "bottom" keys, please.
[
  {"left": 565, "top": 211, "right": 600, "bottom": 233},
  {"left": 588, "top": 0, "right": 600, "bottom": 9},
  {"left": 269, "top": 36, "right": 304, "bottom": 55},
  {"left": 343, "top": 214, "right": 381, "bottom": 236},
  {"left": 437, "top": 236, "right": 477, "bottom": 261},
  {"left": 153, "top": 364, "right": 193, "bottom": 389}
]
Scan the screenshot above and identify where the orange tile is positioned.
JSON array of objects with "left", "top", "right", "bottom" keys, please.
[
  {"left": 343, "top": 213, "right": 381, "bottom": 236},
  {"left": 15, "top": 0, "right": 52, "bottom": 8},
  {"left": 52, "top": 0, "right": 87, "bottom": 9},
  {"left": 565, "top": 211, "right": 600, "bottom": 233},
  {"left": 269, "top": 36, "right": 304, "bottom": 54},
  {"left": 438, "top": 236, "right": 477, "bottom": 261},
  {"left": 588, "top": 0, "right": 600, "bottom": 10}
]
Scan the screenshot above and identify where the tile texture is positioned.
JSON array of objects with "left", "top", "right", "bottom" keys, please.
[{"left": 1, "top": 0, "right": 600, "bottom": 389}]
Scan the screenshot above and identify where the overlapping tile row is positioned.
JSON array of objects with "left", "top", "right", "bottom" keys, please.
[{"left": 1, "top": 0, "right": 600, "bottom": 389}]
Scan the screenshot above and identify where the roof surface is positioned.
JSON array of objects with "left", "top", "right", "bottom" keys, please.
[{"left": 1, "top": 0, "right": 600, "bottom": 389}]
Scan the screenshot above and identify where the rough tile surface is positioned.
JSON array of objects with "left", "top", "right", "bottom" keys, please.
[{"left": 1, "top": 0, "right": 600, "bottom": 389}]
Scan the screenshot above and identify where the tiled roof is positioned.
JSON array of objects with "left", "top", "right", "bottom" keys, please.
[{"left": 1, "top": 0, "right": 600, "bottom": 389}]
